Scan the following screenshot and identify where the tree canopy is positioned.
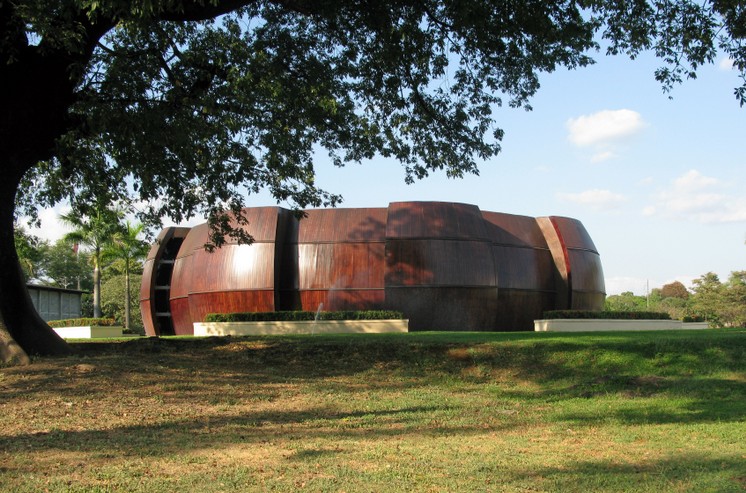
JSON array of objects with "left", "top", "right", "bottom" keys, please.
[
  {"left": 2, "top": 0, "right": 745, "bottom": 359},
  {"left": 13, "top": 1, "right": 746, "bottom": 244},
  {"left": 660, "top": 280, "right": 690, "bottom": 299},
  {"left": 37, "top": 239, "right": 93, "bottom": 290}
]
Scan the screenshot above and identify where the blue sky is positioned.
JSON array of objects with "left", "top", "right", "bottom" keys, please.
[{"left": 30, "top": 50, "right": 745, "bottom": 296}]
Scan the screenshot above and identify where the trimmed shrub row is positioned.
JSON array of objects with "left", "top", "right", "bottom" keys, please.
[
  {"left": 543, "top": 310, "right": 672, "bottom": 320},
  {"left": 205, "top": 310, "right": 405, "bottom": 323},
  {"left": 47, "top": 318, "right": 118, "bottom": 328}
]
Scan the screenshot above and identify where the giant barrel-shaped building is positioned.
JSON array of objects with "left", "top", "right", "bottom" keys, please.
[{"left": 140, "top": 202, "right": 605, "bottom": 335}]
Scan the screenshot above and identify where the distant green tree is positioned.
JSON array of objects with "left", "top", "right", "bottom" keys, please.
[
  {"left": 721, "top": 271, "right": 746, "bottom": 328},
  {"left": 604, "top": 291, "right": 648, "bottom": 312},
  {"left": 81, "top": 293, "right": 94, "bottom": 318},
  {"left": 60, "top": 205, "right": 124, "bottom": 318},
  {"left": 656, "top": 296, "right": 689, "bottom": 321},
  {"left": 39, "top": 240, "right": 92, "bottom": 291},
  {"left": 647, "top": 288, "right": 663, "bottom": 308},
  {"left": 102, "top": 221, "right": 149, "bottom": 331},
  {"left": 690, "top": 272, "right": 724, "bottom": 326}
]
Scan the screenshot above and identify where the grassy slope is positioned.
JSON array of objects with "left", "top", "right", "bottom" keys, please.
[{"left": 0, "top": 329, "right": 744, "bottom": 492}]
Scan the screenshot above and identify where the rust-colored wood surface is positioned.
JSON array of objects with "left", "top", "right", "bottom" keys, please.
[
  {"left": 168, "top": 223, "right": 209, "bottom": 335},
  {"left": 142, "top": 202, "right": 606, "bottom": 334},
  {"left": 482, "top": 211, "right": 557, "bottom": 330},
  {"left": 385, "top": 202, "right": 498, "bottom": 331},
  {"left": 168, "top": 298, "right": 192, "bottom": 336},
  {"left": 169, "top": 207, "right": 289, "bottom": 334},
  {"left": 140, "top": 227, "right": 190, "bottom": 336},
  {"left": 548, "top": 216, "right": 606, "bottom": 310},
  {"left": 297, "top": 208, "right": 387, "bottom": 311},
  {"left": 187, "top": 290, "right": 275, "bottom": 323}
]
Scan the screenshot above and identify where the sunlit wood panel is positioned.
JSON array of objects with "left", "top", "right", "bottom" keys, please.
[
  {"left": 546, "top": 216, "right": 606, "bottom": 311},
  {"left": 168, "top": 208, "right": 289, "bottom": 334},
  {"left": 297, "top": 208, "right": 387, "bottom": 311}
]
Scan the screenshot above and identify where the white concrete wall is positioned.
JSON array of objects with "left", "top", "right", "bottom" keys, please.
[
  {"left": 534, "top": 319, "right": 710, "bottom": 332},
  {"left": 52, "top": 326, "right": 124, "bottom": 339},
  {"left": 194, "top": 319, "right": 409, "bottom": 336}
]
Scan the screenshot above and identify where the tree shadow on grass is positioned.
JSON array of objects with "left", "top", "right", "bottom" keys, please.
[
  {"left": 0, "top": 404, "right": 505, "bottom": 459},
  {"left": 510, "top": 453, "right": 746, "bottom": 492},
  {"left": 453, "top": 335, "right": 745, "bottom": 426},
  {"left": 2, "top": 332, "right": 744, "bottom": 434}
]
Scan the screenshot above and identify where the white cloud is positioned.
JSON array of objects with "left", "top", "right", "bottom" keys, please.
[
  {"left": 590, "top": 151, "right": 617, "bottom": 163},
  {"left": 566, "top": 109, "right": 647, "bottom": 147},
  {"left": 646, "top": 169, "right": 746, "bottom": 223},
  {"left": 557, "top": 189, "right": 627, "bottom": 209},
  {"left": 22, "top": 205, "right": 72, "bottom": 243},
  {"left": 672, "top": 169, "right": 719, "bottom": 192},
  {"left": 719, "top": 57, "right": 734, "bottom": 70}
]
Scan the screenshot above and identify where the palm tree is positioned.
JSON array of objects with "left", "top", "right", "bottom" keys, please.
[
  {"left": 103, "top": 221, "right": 149, "bottom": 331},
  {"left": 60, "top": 205, "right": 123, "bottom": 318}
]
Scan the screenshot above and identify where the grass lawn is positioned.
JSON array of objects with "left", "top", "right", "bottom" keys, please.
[{"left": 1, "top": 329, "right": 744, "bottom": 492}]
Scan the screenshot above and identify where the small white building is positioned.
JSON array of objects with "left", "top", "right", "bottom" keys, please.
[{"left": 26, "top": 284, "right": 85, "bottom": 322}]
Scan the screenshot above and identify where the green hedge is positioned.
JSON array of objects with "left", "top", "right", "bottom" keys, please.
[
  {"left": 47, "top": 317, "right": 118, "bottom": 328},
  {"left": 543, "top": 310, "right": 671, "bottom": 320},
  {"left": 204, "top": 310, "right": 405, "bottom": 323}
]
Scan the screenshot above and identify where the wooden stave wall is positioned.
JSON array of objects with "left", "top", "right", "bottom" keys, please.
[
  {"left": 548, "top": 216, "right": 606, "bottom": 310},
  {"left": 168, "top": 207, "right": 288, "bottom": 334},
  {"left": 168, "top": 223, "right": 207, "bottom": 335},
  {"left": 297, "top": 208, "right": 387, "bottom": 311},
  {"left": 144, "top": 203, "right": 606, "bottom": 334},
  {"left": 139, "top": 233, "right": 162, "bottom": 336},
  {"left": 482, "top": 211, "right": 558, "bottom": 331},
  {"left": 140, "top": 227, "right": 190, "bottom": 336},
  {"left": 384, "top": 202, "right": 499, "bottom": 331}
]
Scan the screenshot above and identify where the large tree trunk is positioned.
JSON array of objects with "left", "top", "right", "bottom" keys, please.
[
  {"left": 0, "top": 3, "right": 124, "bottom": 362},
  {"left": 0, "top": 14, "right": 83, "bottom": 360},
  {"left": 0, "top": 324, "right": 30, "bottom": 366},
  {"left": 1, "top": 2, "right": 258, "bottom": 360},
  {"left": 0, "top": 172, "right": 73, "bottom": 360}
]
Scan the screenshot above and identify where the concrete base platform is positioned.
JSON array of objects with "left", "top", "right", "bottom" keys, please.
[
  {"left": 52, "top": 325, "right": 126, "bottom": 339},
  {"left": 194, "top": 319, "right": 409, "bottom": 336},
  {"left": 534, "top": 319, "right": 709, "bottom": 332}
]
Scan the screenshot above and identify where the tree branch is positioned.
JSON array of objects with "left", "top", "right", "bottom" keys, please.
[{"left": 157, "top": 0, "right": 318, "bottom": 22}]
